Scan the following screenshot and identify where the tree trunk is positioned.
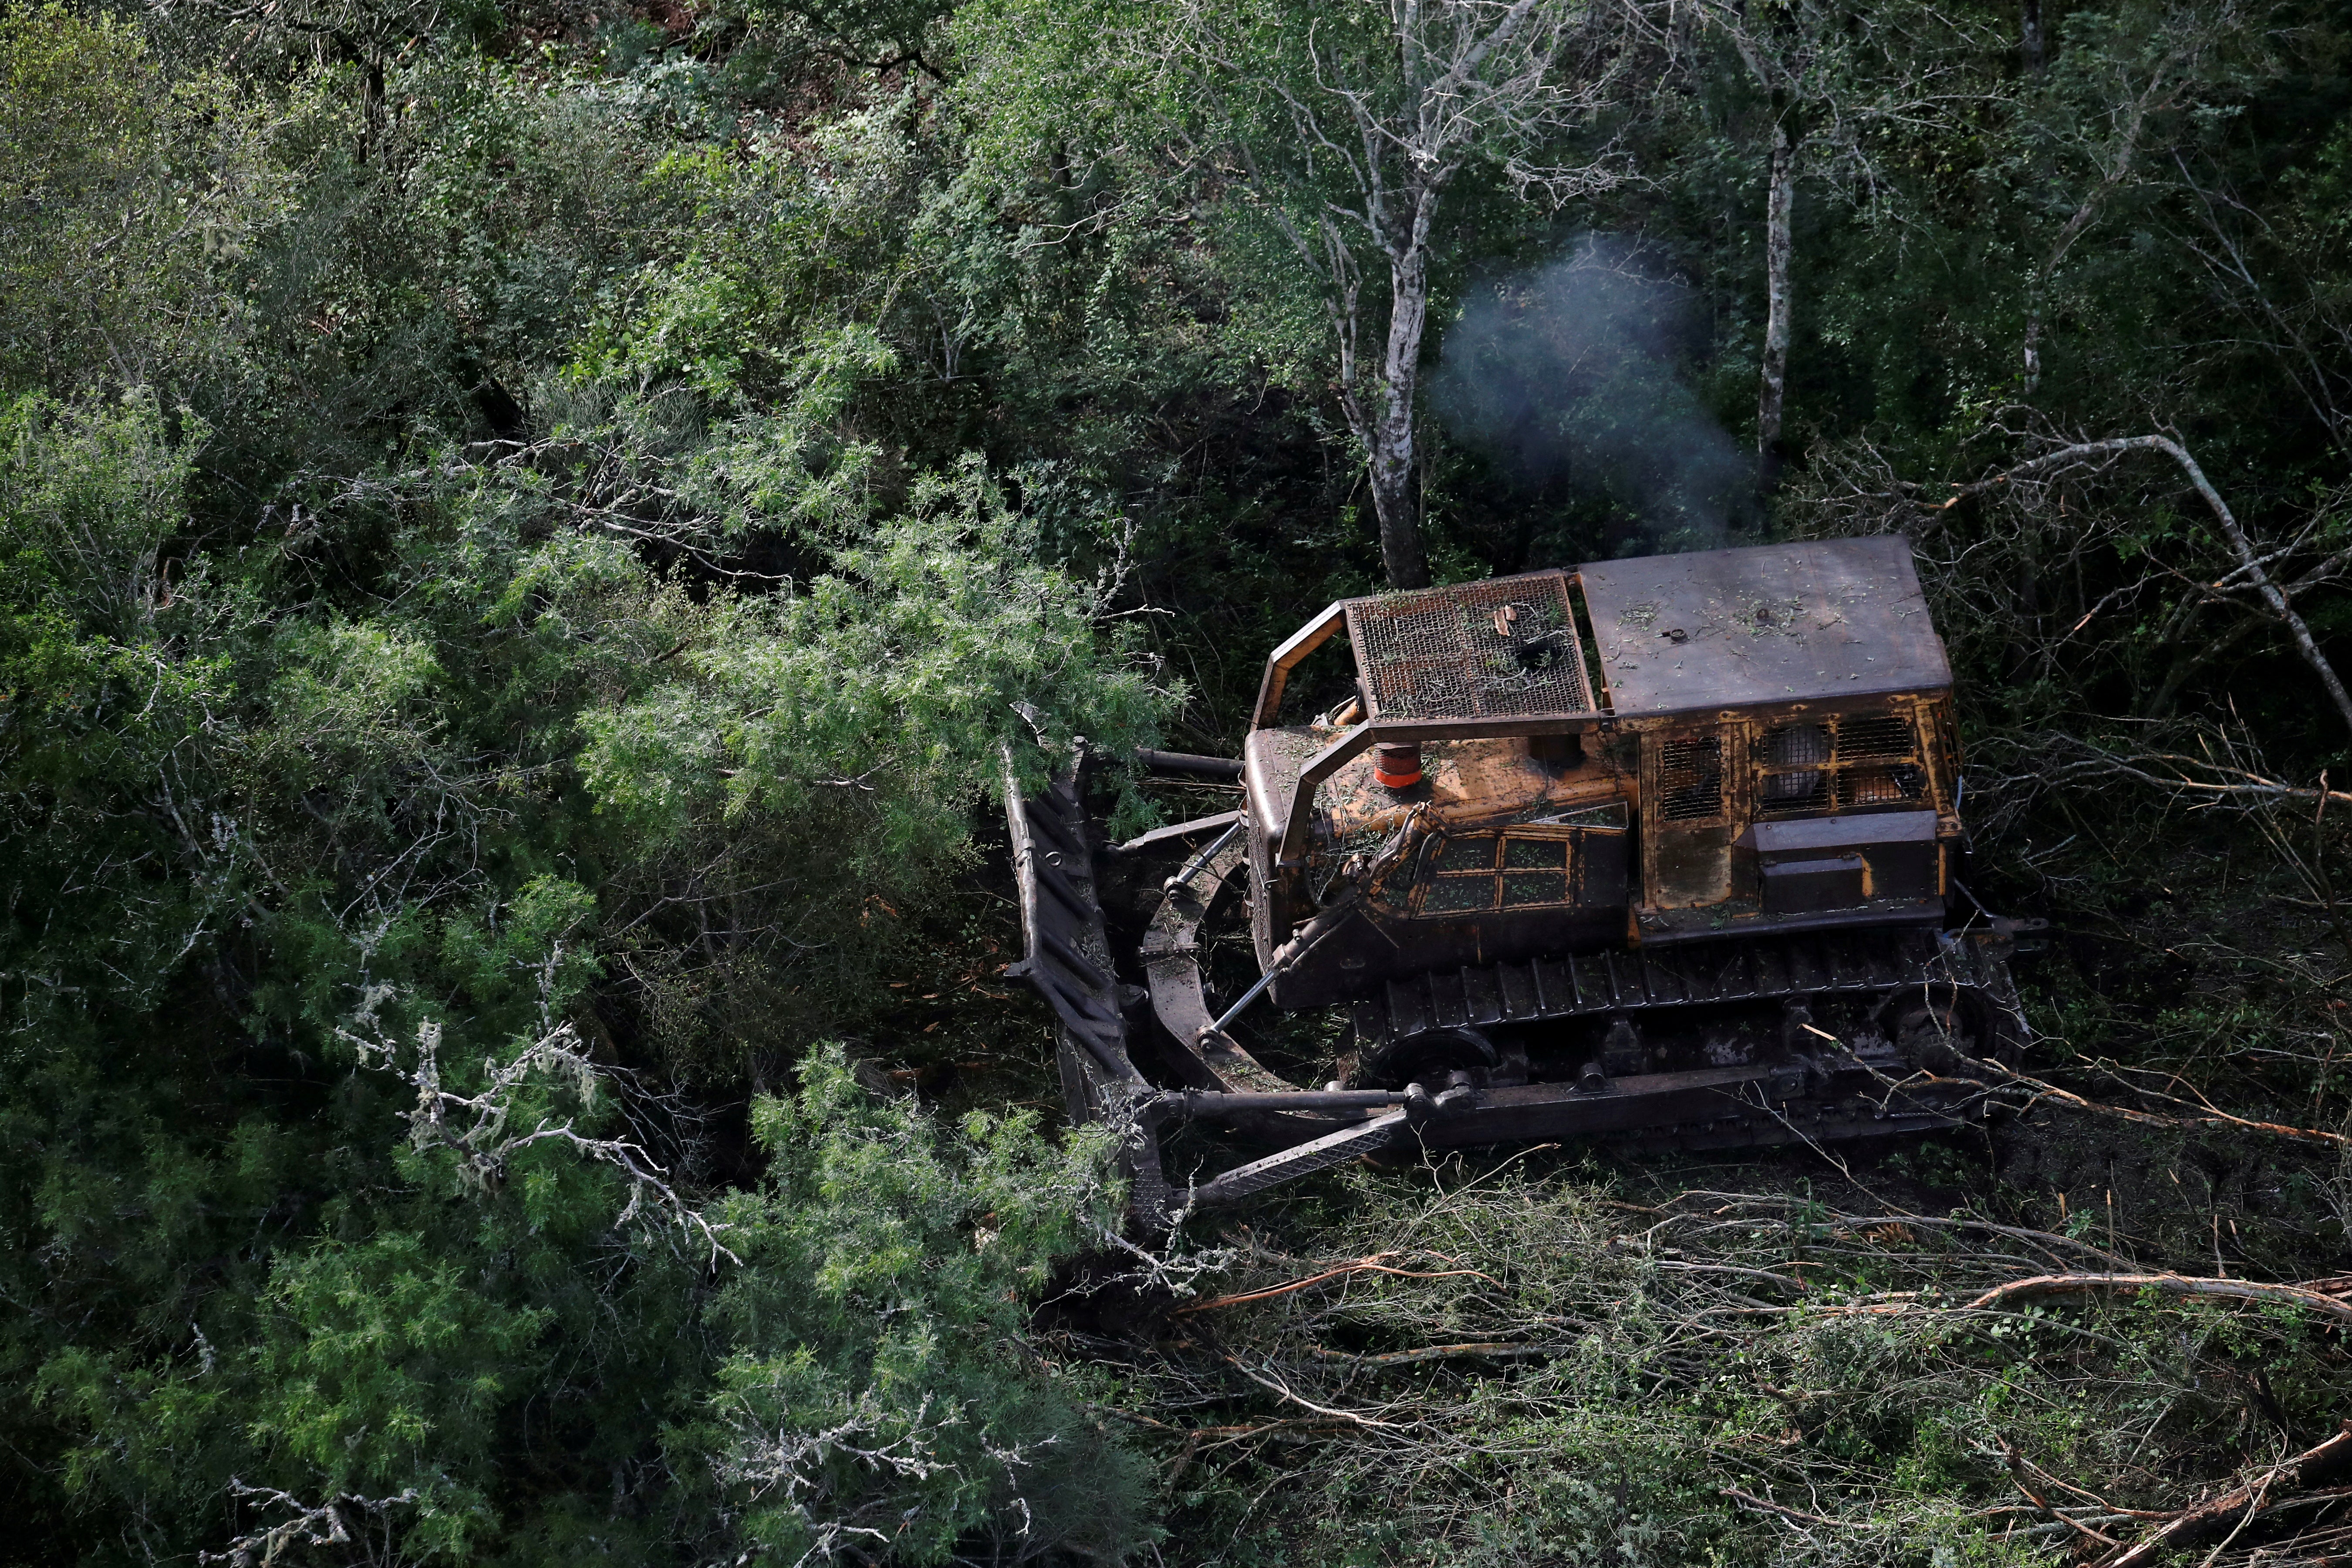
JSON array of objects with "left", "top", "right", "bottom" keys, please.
[
  {"left": 1367, "top": 217, "right": 1434, "bottom": 590},
  {"left": 1367, "top": 442, "right": 1427, "bottom": 589},
  {"left": 2021, "top": 0, "right": 2045, "bottom": 71},
  {"left": 2156, "top": 435, "right": 2352, "bottom": 741},
  {"left": 1757, "top": 118, "right": 1796, "bottom": 477},
  {"left": 362, "top": 55, "right": 386, "bottom": 164},
  {"left": 2023, "top": 90, "right": 2150, "bottom": 391}
]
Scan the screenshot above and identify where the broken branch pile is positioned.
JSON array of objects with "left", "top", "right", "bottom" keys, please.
[{"left": 1053, "top": 1180, "right": 2352, "bottom": 1564}]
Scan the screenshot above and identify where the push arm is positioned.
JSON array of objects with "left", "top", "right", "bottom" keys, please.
[
  {"left": 1252, "top": 603, "right": 1349, "bottom": 729},
  {"left": 1277, "top": 722, "right": 1379, "bottom": 865}
]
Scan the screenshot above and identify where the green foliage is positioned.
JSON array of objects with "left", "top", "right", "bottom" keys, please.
[
  {"left": 691, "top": 1048, "right": 1149, "bottom": 1564},
  {"left": 0, "top": 4, "right": 312, "bottom": 401},
  {"left": 18, "top": 1018, "right": 1140, "bottom": 1563},
  {"left": 0, "top": 9, "right": 1176, "bottom": 1553},
  {"left": 584, "top": 452, "right": 1168, "bottom": 860},
  {"left": 11, "top": 0, "right": 2352, "bottom": 1560}
]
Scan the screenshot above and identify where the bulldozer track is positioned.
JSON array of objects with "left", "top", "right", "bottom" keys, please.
[{"left": 1354, "top": 926, "right": 2018, "bottom": 1051}]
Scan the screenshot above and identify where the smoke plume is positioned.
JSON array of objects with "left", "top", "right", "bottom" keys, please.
[{"left": 1431, "top": 236, "right": 1755, "bottom": 552}]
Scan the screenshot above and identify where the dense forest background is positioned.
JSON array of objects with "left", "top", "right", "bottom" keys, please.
[{"left": 13, "top": 0, "right": 2352, "bottom": 1562}]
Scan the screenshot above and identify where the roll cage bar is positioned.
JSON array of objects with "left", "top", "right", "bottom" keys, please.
[{"left": 1252, "top": 597, "right": 1603, "bottom": 869}]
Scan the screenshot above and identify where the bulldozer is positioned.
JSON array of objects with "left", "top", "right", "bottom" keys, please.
[{"left": 1005, "top": 537, "right": 2034, "bottom": 1221}]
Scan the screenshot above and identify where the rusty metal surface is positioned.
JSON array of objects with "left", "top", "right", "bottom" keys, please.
[
  {"left": 1633, "top": 896, "right": 1945, "bottom": 945},
  {"left": 1009, "top": 543, "right": 2028, "bottom": 1220},
  {"left": 1630, "top": 695, "right": 1954, "bottom": 921},
  {"left": 1252, "top": 601, "right": 1349, "bottom": 728},
  {"left": 1580, "top": 538, "right": 1951, "bottom": 718},
  {"left": 1244, "top": 731, "right": 1633, "bottom": 867},
  {"left": 1235, "top": 731, "right": 1643, "bottom": 1007},
  {"left": 1139, "top": 834, "right": 1316, "bottom": 1101},
  {"left": 1123, "top": 808, "right": 2027, "bottom": 1209}
]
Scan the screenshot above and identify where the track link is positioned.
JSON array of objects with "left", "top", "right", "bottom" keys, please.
[{"left": 1354, "top": 927, "right": 2020, "bottom": 1052}]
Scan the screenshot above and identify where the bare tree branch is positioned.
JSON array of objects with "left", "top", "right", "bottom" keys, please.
[
  {"left": 1175, "top": 0, "right": 1643, "bottom": 586},
  {"left": 1935, "top": 435, "right": 2352, "bottom": 738},
  {"left": 201, "top": 1481, "right": 420, "bottom": 1568},
  {"left": 340, "top": 961, "right": 739, "bottom": 1266}
]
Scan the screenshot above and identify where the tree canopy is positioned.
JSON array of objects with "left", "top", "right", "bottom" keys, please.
[{"left": 12, "top": 0, "right": 2352, "bottom": 1561}]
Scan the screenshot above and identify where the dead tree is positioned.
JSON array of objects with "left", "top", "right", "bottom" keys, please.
[
  {"left": 1174, "top": 0, "right": 1644, "bottom": 587},
  {"left": 2172, "top": 151, "right": 2352, "bottom": 461},
  {"left": 1792, "top": 424, "right": 2352, "bottom": 745}
]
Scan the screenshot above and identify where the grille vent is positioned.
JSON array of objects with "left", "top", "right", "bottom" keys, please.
[
  {"left": 1755, "top": 712, "right": 1927, "bottom": 817},
  {"left": 1347, "top": 574, "right": 1594, "bottom": 721},
  {"left": 1656, "top": 735, "right": 1726, "bottom": 825}
]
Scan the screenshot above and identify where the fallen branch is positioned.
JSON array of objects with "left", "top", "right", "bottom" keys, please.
[
  {"left": 1969, "top": 1061, "right": 2351, "bottom": 1149},
  {"left": 1171, "top": 1419, "right": 1355, "bottom": 1440},
  {"left": 2096, "top": 1422, "right": 2352, "bottom": 1568},
  {"left": 2001, "top": 1440, "right": 2127, "bottom": 1547},
  {"left": 1221, "top": 1355, "right": 1402, "bottom": 1430},
  {"left": 1937, "top": 435, "right": 2352, "bottom": 739},
  {"left": 1156, "top": 1417, "right": 1359, "bottom": 1487},
  {"left": 1998, "top": 1442, "right": 2170, "bottom": 1521},
  {"left": 1308, "top": 1340, "right": 1554, "bottom": 1367},
  {"left": 2041, "top": 744, "right": 2352, "bottom": 812},
  {"left": 1172, "top": 1253, "right": 1502, "bottom": 1315},
  {"left": 1721, "top": 1486, "right": 1862, "bottom": 1529},
  {"left": 1965, "top": 1273, "right": 2352, "bottom": 1327},
  {"left": 1666, "top": 1190, "right": 2136, "bottom": 1270}
]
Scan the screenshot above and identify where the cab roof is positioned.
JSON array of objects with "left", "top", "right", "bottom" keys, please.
[{"left": 1576, "top": 536, "right": 1949, "bottom": 718}]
